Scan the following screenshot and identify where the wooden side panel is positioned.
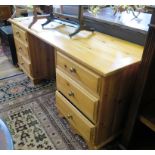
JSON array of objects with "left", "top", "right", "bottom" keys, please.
[
  {"left": 56, "top": 68, "right": 99, "bottom": 123},
  {"left": 27, "top": 32, "right": 55, "bottom": 79},
  {"left": 94, "top": 63, "right": 140, "bottom": 146},
  {"left": 12, "top": 24, "right": 28, "bottom": 44},
  {"left": 111, "top": 64, "right": 139, "bottom": 134}
]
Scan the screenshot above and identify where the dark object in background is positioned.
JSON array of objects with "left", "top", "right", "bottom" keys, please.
[
  {"left": 0, "top": 25, "right": 17, "bottom": 65},
  {"left": 21, "top": 12, "right": 28, "bottom": 17},
  {"left": 39, "top": 5, "right": 51, "bottom": 14}
]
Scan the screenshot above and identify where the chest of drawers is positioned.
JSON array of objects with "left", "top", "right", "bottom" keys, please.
[
  {"left": 12, "top": 23, "right": 55, "bottom": 84},
  {"left": 56, "top": 50, "right": 140, "bottom": 149}
]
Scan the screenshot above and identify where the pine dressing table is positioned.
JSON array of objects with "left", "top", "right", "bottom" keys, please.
[{"left": 9, "top": 17, "right": 143, "bottom": 149}]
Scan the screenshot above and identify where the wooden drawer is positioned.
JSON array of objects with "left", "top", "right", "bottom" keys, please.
[
  {"left": 56, "top": 91, "right": 95, "bottom": 142},
  {"left": 56, "top": 69, "right": 98, "bottom": 123},
  {"left": 12, "top": 24, "right": 28, "bottom": 44},
  {"left": 56, "top": 51, "right": 101, "bottom": 94},
  {"left": 17, "top": 53, "right": 32, "bottom": 75},
  {"left": 15, "top": 39, "right": 30, "bottom": 60}
]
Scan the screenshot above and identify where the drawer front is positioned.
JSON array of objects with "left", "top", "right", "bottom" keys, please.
[
  {"left": 17, "top": 53, "right": 32, "bottom": 75},
  {"left": 56, "top": 51, "right": 101, "bottom": 94},
  {"left": 15, "top": 39, "right": 30, "bottom": 60},
  {"left": 56, "top": 91, "right": 95, "bottom": 142},
  {"left": 12, "top": 24, "right": 28, "bottom": 44},
  {"left": 56, "top": 69, "right": 98, "bottom": 123}
]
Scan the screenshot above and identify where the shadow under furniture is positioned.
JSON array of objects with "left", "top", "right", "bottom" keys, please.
[{"left": 0, "top": 25, "right": 17, "bottom": 65}]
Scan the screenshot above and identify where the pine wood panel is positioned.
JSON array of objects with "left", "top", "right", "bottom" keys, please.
[
  {"left": 14, "top": 39, "right": 30, "bottom": 60},
  {"left": 94, "top": 63, "right": 140, "bottom": 146},
  {"left": 56, "top": 51, "right": 101, "bottom": 95},
  {"left": 12, "top": 23, "right": 56, "bottom": 84},
  {"left": 9, "top": 17, "right": 144, "bottom": 76},
  {"left": 17, "top": 52, "right": 32, "bottom": 76},
  {"left": 27, "top": 32, "right": 56, "bottom": 80},
  {"left": 56, "top": 91, "right": 95, "bottom": 142},
  {"left": 12, "top": 24, "right": 28, "bottom": 44},
  {"left": 56, "top": 69, "right": 99, "bottom": 123}
]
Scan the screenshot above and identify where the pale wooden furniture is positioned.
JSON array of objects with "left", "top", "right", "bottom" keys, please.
[
  {"left": 11, "top": 20, "right": 55, "bottom": 84},
  {"left": 9, "top": 17, "right": 144, "bottom": 149}
]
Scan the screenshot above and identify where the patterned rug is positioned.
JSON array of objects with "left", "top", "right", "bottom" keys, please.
[
  {"left": 0, "top": 45, "right": 23, "bottom": 80},
  {"left": 0, "top": 74, "right": 87, "bottom": 150}
]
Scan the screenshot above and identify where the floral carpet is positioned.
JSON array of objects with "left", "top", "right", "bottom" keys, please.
[{"left": 0, "top": 74, "right": 87, "bottom": 150}]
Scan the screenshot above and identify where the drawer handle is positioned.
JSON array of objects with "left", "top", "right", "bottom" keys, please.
[
  {"left": 19, "top": 47, "right": 22, "bottom": 51},
  {"left": 21, "top": 62, "right": 24, "bottom": 65},
  {"left": 68, "top": 91, "right": 74, "bottom": 97},
  {"left": 69, "top": 67, "right": 76, "bottom": 73},
  {"left": 67, "top": 114, "right": 72, "bottom": 119},
  {"left": 64, "top": 64, "right": 67, "bottom": 68},
  {"left": 16, "top": 31, "right": 20, "bottom": 37}
]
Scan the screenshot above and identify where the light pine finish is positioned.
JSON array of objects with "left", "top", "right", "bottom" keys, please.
[
  {"left": 94, "top": 64, "right": 140, "bottom": 147},
  {"left": 56, "top": 51, "right": 140, "bottom": 149},
  {"left": 56, "top": 69, "right": 99, "bottom": 123},
  {"left": 17, "top": 52, "right": 32, "bottom": 76},
  {"left": 56, "top": 51, "right": 101, "bottom": 95},
  {"left": 12, "top": 24, "right": 28, "bottom": 44},
  {"left": 9, "top": 17, "right": 144, "bottom": 149},
  {"left": 15, "top": 39, "right": 30, "bottom": 60},
  {"left": 27, "top": 33, "right": 55, "bottom": 80},
  {"left": 9, "top": 17, "right": 143, "bottom": 76},
  {"left": 12, "top": 23, "right": 55, "bottom": 84},
  {"left": 56, "top": 91, "right": 95, "bottom": 142}
]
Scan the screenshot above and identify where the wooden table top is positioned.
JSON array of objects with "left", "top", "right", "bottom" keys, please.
[{"left": 9, "top": 17, "right": 144, "bottom": 76}]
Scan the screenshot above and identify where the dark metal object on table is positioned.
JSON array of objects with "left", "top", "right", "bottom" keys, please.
[
  {"left": 29, "top": 5, "right": 94, "bottom": 37},
  {"left": 28, "top": 6, "right": 50, "bottom": 29}
]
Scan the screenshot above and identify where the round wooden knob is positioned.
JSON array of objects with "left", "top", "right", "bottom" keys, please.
[
  {"left": 69, "top": 67, "right": 76, "bottom": 73},
  {"left": 68, "top": 91, "right": 74, "bottom": 97},
  {"left": 16, "top": 32, "right": 20, "bottom": 37},
  {"left": 67, "top": 114, "right": 72, "bottom": 119}
]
